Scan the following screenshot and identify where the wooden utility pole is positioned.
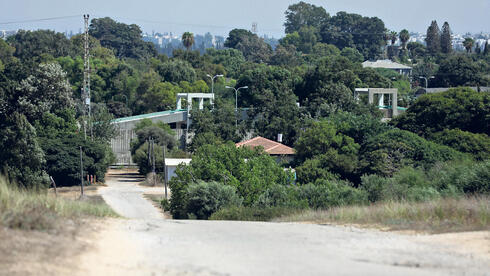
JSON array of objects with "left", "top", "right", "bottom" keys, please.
[{"left": 80, "top": 146, "right": 84, "bottom": 196}]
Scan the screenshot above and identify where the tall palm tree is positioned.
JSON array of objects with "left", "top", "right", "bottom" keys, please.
[
  {"left": 399, "top": 29, "right": 410, "bottom": 49},
  {"left": 390, "top": 31, "right": 398, "bottom": 45},
  {"left": 463, "top": 37, "right": 474, "bottom": 53},
  {"left": 182, "top": 32, "right": 195, "bottom": 51}
]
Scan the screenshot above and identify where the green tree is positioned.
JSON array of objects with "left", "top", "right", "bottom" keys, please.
[
  {"left": 426, "top": 20, "right": 441, "bottom": 54},
  {"left": 237, "top": 65, "right": 300, "bottom": 146},
  {"left": 320, "top": 12, "right": 386, "bottom": 59},
  {"left": 294, "top": 120, "right": 360, "bottom": 183},
  {"left": 224, "top": 29, "right": 272, "bottom": 63},
  {"left": 360, "top": 129, "right": 464, "bottom": 177},
  {"left": 434, "top": 55, "right": 484, "bottom": 87},
  {"left": 393, "top": 87, "right": 490, "bottom": 136},
  {"left": 157, "top": 59, "right": 196, "bottom": 83},
  {"left": 440, "top": 22, "right": 452, "bottom": 54},
  {"left": 430, "top": 129, "right": 490, "bottom": 161},
  {"left": 390, "top": 31, "right": 398, "bottom": 45},
  {"left": 399, "top": 29, "right": 410, "bottom": 49},
  {"left": 463, "top": 37, "right": 474, "bottom": 53},
  {"left": 284, "top": 1, "right": 329, "bottom": 34},
  {"left": 182, "top": 32, "right": 195, "bottom": 51},
  {"left": 484, "top": 41, "right": 489, "bottom": 55},
  {"left": 89, "top": 17, "right": 157, "bottom": 59}
]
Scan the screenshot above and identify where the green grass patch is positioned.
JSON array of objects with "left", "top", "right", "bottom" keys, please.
[
  {"left": 0, "top": 175, "right": 118, "bottom": 231},
  {"left": 275, "top": 196, "right": 490, "bottom": 233}
]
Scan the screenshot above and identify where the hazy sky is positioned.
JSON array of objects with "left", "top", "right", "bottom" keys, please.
[{"left": 1, "top": 0, "right": 489, "bottom": 37}]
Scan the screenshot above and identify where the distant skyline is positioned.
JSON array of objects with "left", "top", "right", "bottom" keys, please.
[{"left": 1, "top": 0, "right": 489, "bottom": 37}]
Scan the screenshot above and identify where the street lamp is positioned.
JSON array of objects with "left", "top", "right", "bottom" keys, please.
[
  {"left": 207, "top": 74, "right": 224, "bottom": 94},
  {"left": 225, "top": 85, "right": 248, "bottom": 128},
  {"left": 419, "top": 76, "right": 435, "bottom": 90}
]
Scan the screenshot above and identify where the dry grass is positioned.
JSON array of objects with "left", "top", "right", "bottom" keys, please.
[
  {"left": 275, "top": 196, "right": 490, "bottom": 233},
  {"left": 0, "top": 175, "right": 118, "bottom": 231}
]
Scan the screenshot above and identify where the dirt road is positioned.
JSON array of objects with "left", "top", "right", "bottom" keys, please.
[{"left": 77, "top": 170, "right": 490, "bottom": 276}]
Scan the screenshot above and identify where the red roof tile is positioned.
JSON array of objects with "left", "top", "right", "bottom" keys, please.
[{"left": 236, "top": 136, "right": 295, "bottom": 155}]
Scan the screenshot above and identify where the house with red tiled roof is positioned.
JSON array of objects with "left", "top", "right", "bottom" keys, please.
[{"left": 236, "top": 136, "right": 295, "bottom": 163}]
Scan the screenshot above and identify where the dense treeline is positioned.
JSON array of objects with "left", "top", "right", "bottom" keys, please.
[{"left": 0, "top": 1, "right": 488, "bottom": 219}]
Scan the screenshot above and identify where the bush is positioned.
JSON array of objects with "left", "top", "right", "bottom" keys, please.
[
  {"left": 430, "top": 129, "right": 490, "bottom": 161},
  {"left": 360, "top": 129, "right": 465, "bottom": 177},
  {"left": 40, "top": 135, "right": 113, "bottom": 186},
  {"left": 186, "top": 181, "right": 242, "bottom": 219},
  {"left": 392, "top": 87, "right": 490, "bottom": 136},
  {"left": 360, "top": 174, "right": 388, "bottom": 202},
  {"left": 430, "top": 160, "right": 490, "bottom": 195},
  {"left": 255, "top": 185, "right": 307, "bottom": 209},
  {"left": 298, "top": 180, "right": 368, "bottom": 209}
]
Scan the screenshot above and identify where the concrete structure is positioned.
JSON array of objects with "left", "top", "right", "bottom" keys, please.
[
  {"left": 362, "top": 60, "right": 412, "bottom": 76},
  {"left": 355, "top": 88, "right": 404, "bottom": 118},
  {"left": 111, "top": 93, "right": 214, "bottom": 165}
]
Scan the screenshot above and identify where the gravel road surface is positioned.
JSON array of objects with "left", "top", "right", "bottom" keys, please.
[{"left": 78, "top": 170, "right": 489, "bottom": 276}]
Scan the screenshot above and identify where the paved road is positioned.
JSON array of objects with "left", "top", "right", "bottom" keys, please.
[{"left": 79, "top": 170, "right": 489, "bottom": 276}]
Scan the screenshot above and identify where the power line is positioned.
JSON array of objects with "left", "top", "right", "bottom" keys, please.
[{"left": 0, "top": 15, "right": 82, "bottom": 25}]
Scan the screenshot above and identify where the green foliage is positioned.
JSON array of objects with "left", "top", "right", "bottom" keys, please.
[
  {"left": 39, "top": 135, "right": 113, "bottom": 186},
  {"left": 225, "top": 29, "right": 272, "bottom": 63},
  {"left": 186, "top": 181, "right": 242, "bottom": 219},
  {"left": 320, "top": 11, "right": 386, "bottom": 59},
  {"left": 430, "top": 129, "right": 490, "bottom": 161},
  {"left": 0, "top": 113, "right": 49, "bottom": 190},
  {"left": 168, "top": 143, "right": 292, "bottom": 218},
  {"left": 426, "top": 20, "right": 441, "bottom": 54},
  {"left": 393, "top": 87, "right": 490, "bottom": 135},
  {"left": 89, "top": 17, "right": 157, "bottom": 59},
  {"left": 440, "top": 22, "right": 452, "bottom": 54},
  {"left": 360, "top": 129, "right": 465, "bottom": 177},
  {"left": 295, "top": 119, "right": 360, "bottom": 182},
  {"left": 181, "top": 32, "right": 195, "bottom": 50},
  {"left": 130, "top": 120, "right": 177, "bottom": 175},
  {"left": 156, "top": 59, "right": 196, "bottom": 83},
  {"left": 434, "top": 56, "right": 487, "bottom": 87},
  {"left": 238, "top": 65, "right": 301, "bottom": 146},
  {"left": 298, "top": 180, "right": 367, "bottom": 209},
  {"left": 429, "top": 160, "right": 490, "bottom": 195},
  {"left": 284, "top": 1, "right": 329, "bottom": 34}
]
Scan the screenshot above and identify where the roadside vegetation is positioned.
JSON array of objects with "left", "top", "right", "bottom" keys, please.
[
  {"left": 275, "top": 196, "right": 489, "bottom": 233},
  {"left": 0, "top": 176, "right": 117, "bottom": 231}
]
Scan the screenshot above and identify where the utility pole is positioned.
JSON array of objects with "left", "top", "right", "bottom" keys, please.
[
  {"left": 83, "top": 14, "right": 92, "bottom": 139},
  {"left": 80, "top": 146, "right": 84, "bottom": 197},
  {"left": 162, "top": 145, "right": 167, "bottom": 199},
  {"left": 151, "top": 138, "right": 156, "bottom": 186}
]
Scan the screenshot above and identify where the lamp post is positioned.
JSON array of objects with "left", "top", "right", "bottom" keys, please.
[
  {"left": 419, "top": 76, "right": 435, "bottom": 91},
  {"left": 225, "top": 85, "right": 248, "bottom": 128},
  {"left": 207, "top": 74, "right": 224, "bottom": 94}
]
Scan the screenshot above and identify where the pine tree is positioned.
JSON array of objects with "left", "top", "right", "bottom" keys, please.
[
  {"left": 426, "top": 20, "right": 441, "bottom": 54},
  {"left": 484, "top": 41, "right": 489, "bottom": 55},
  {"left": 475, "top": 43, "right": 481, "bottom": 54},
  {"left": 440, "top": 22, "right": 452, "bottom": 54}
]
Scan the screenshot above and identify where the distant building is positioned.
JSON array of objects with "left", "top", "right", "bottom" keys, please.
[
  {"left": 415, "top": 87, "right": 490, "bottom": 98},
  {"left": 236, "top": 136, "right": 295, "bottom": 163},
  {"left": 362, "top": 59, "right": 412, "bottom": 76}
]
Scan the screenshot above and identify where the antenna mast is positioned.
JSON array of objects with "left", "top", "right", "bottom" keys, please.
[{"left": 83, "top": 14, "right": 92, "bottom": 139}]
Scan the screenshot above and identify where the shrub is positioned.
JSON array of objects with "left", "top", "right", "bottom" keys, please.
[
  {"left": 360, "top": 174, "right": 388, "bottom": 202},
  {"left": 255, "top": 185, "right": 307, "bottom": 209},
  {"left": 298, "top": 180, "right": 368, "bottom": 209},
  {"left": 186, "top": 181, "right": 242, "bottom": 219},
  {"left": 430, "top": 129, "right": 490, "bottom": 161},
  {"left": 39, "top": 135, "right": 114, "bottom": 186},
  {"left": 430, "top": 160, "right": 490, "bottom": 195},
  {"left": 392, "top": 87, "right": 490, "bottom": 136},
  {"left": 360, "top": 129, "right": 465, "bottom": 177}
]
